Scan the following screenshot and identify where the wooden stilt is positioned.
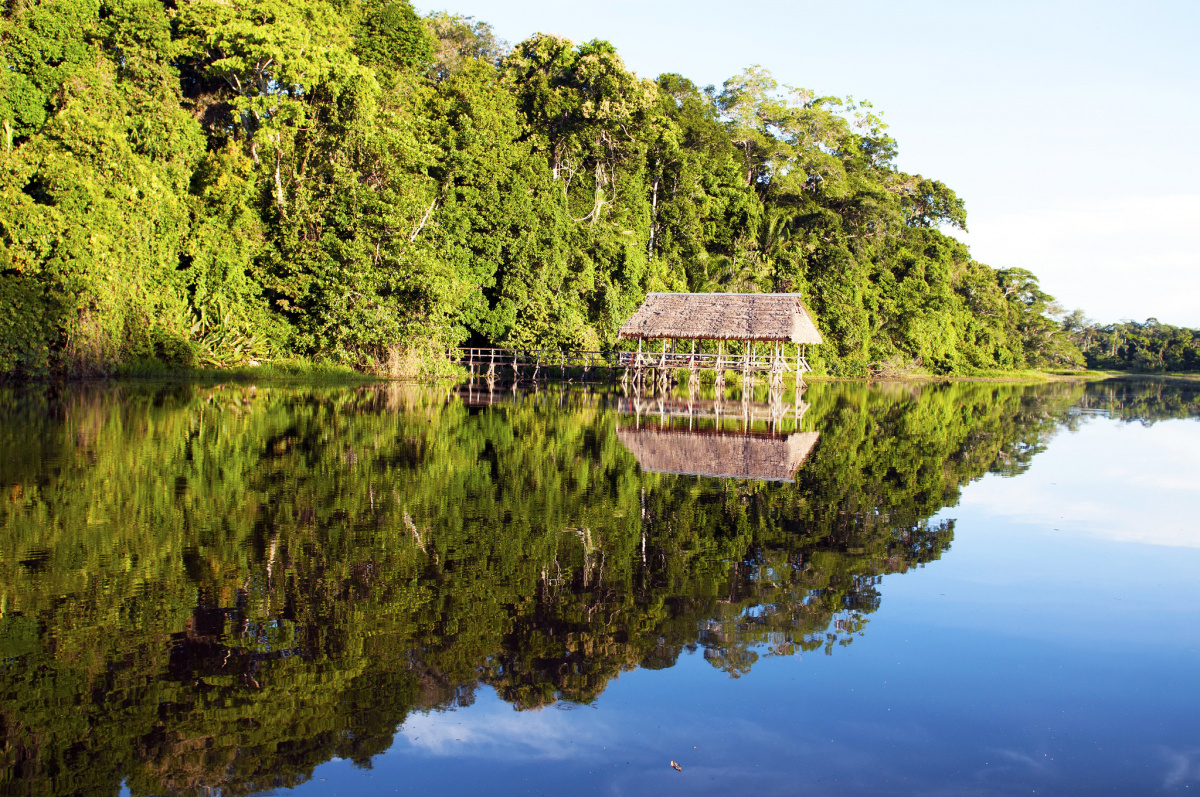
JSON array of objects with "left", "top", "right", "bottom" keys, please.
[
  {"left": 716, "top": 340, "right": 725, "bottom": 389},
  {"left": 688, "top": 338, "right": 698, "bottom": 391}
]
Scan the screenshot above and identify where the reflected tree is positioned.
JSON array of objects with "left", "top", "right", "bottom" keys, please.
[{"left": 0, "top": 377, "right": 1172, "bottom": 795}]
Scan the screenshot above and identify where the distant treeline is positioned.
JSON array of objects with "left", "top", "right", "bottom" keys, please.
[
  {"left": 2, "top": 0, "right": 1185, "bottom": 378},
  {"left": 1062, "top": 313, "right": 1200, "bottom": 373}
]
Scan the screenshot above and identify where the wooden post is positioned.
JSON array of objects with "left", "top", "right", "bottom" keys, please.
[
  {"left": 660, "top": 338, "right": 668, "bottom": 389},
  {"left": 688, "top": 339, "right": 697, "bottom": 391},
  {"left": 742, "top": 377, "right": 749, "bottom": 433},
  {"left": 794, "top": 353, "right": 801, "bottom": 426}
]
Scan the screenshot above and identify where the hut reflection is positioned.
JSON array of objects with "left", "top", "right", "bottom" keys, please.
[
  {"left": 616, "top": 427, "right": 817, "bottom": 482},
  {"left": 615, "top": 388, "right": 818, "bottom": 482}
]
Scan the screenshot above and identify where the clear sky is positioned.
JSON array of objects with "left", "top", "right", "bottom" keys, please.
[{"left": 416, "top": 0, "right": 1200, "bottom": 327}]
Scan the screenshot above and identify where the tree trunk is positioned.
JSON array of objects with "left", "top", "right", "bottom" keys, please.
[
  {"left": 273, "top": 146, "right": 286, "bottom": 216},
  {"left": 647, "top": 175, "right": 659, "bottom": 258},
  {"left": 590, "top": 161, "right": 606, "bottom": 225}
]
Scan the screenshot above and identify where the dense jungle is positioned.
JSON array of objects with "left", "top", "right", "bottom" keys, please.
[
  {"left": 4, "top": 376, "right": 1156, "bottom": 796},
  {"left": 9, "top": 0, "right": 1170, "bottom": 380}
]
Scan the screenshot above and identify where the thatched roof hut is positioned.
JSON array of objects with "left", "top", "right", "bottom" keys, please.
[
  {"left": 618, "top": 293, "right": 823, "bottom": 344},
  {"left": 615, "top": 427, "right": 819, "bottom": 482}
]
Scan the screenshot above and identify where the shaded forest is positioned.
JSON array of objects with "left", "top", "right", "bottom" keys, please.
[{"left": 0, "top": 0, "right": 1114, "bottom": 379}]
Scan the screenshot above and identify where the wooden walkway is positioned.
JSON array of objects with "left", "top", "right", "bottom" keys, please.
[{"left": 452, "top": 346, "right": 811, "bottom": 384}]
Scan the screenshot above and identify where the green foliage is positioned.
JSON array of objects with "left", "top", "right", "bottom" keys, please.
[
  {"left": 1, "top": 0, "right": 99, "bottom": 138},
  {"left": 425, "top": 12, "right": 507, "bottom": 80},
  {"left": 1, "top": 1, "right": 1087, "bottom": 377},
  {"left": 354, "top": 0, "right": 435, "bottom": 73},
  {"left": 0, "top": 48, "right": 205, "bottom": 374},
  {"left": 0, "top": 273, "right": 59, "bottom": 376}
]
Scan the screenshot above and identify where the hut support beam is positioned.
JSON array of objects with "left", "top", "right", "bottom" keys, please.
[
  {"left": 716, "top": 340, "right": 725, "bottom": 389},
  {"left": 688, "top": 339, "right": 698, "bottom": 394}
]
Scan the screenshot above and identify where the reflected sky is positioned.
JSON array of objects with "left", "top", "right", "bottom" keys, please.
[
  {"left": 285, "top": 402, "right": 1200, "bottom": 796},
  {"left": 962, "top": 417, "right": 1200, "bottom": 548}
]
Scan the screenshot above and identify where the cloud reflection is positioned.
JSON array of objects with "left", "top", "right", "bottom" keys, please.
[
  {"left": 399, "top": 700, "right": 610, "bottom": 760},
  {"left": 1163, "top": 747, "right": 1200, "bottom": 789},
  {"left": 961, "top": 419, "right": 1200, "bottom": 548}
]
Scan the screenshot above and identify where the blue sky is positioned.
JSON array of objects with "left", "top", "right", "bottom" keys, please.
[{"left": 416, "top": 0, "right": 1200, "bottom": 327}]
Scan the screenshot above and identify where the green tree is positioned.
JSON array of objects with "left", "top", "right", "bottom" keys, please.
[{"left": 0, "top": 5, "right": 1096, "bottom": 377}]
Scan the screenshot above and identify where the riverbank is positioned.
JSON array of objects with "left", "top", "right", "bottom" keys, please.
[
  {"left": 7, "top": 356, "right": 1198, "bottom": 388},
  {"left": 111, "top": 358, "right": 381, "bottom": 383}
]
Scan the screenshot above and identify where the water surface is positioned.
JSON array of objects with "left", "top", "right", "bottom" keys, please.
[{"left": 1, "top": 379, "right": 1197, "bottom": 795}]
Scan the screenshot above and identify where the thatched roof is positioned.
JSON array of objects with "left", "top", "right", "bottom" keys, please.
[
  {"left": 616, "top": 427, "right": 819, "bottom": 482},
  {"left": 618, "top": 293, "right": 823, "bottom": 343}
]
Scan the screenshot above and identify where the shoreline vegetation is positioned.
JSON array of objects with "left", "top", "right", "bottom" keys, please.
[
  {"left": 64, "top": 358, "right": 1199, "bottom": 389},
  {"left": 2, "top": 1, "right": 1197, "bottom": 381}
]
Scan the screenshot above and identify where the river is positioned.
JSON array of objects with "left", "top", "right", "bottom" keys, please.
[{"left": 1, "top": 378, "right": 1197, "bottom": 795}]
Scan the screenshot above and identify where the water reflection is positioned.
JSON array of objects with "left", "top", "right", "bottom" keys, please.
[
  {"left": 615, "top": 425, "right": 819, "bottom": 482},
  {"left": 612, "top": 383, "right": 816, "bottom": 482},
  {"left": 0, "top": 378, "right": 1195, "bottom": 796}
]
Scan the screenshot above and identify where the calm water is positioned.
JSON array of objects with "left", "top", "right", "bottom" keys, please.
[{"left": 1, "top": 379, "right": 1198, "bottom": 796}]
